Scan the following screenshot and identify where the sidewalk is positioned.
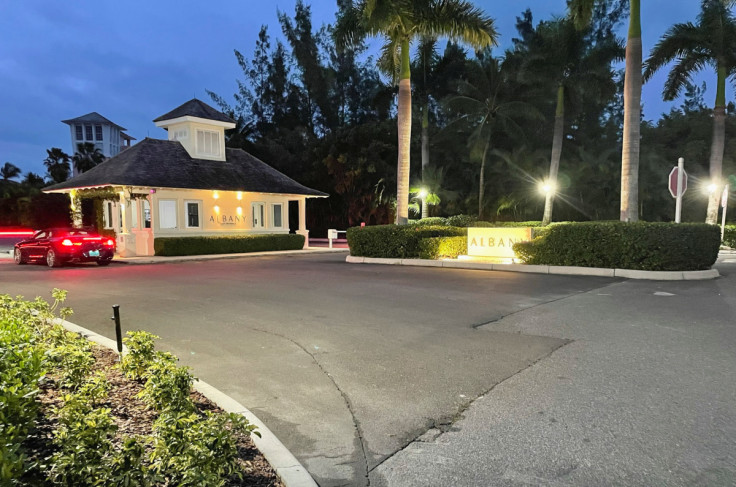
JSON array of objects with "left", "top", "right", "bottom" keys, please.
[{"left": 0, "top": 247, "right": 347, "bottom": 263}]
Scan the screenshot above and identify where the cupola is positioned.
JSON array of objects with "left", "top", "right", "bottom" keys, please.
[{"left": 153, "top": 99, "right": 235, "bottom": 162}]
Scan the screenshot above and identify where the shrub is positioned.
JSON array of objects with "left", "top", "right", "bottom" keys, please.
[
  {"left": 154, "top": 234, "right": 304, "bottom": 256},
  {"left": 445, "top": 214, "right": 477, "bottom": 227},
  {"left": 50, "top": 401, "right": 117, "bottom": 486},
  {"left": 120, "top": 331, "right": 160, "bottom": 380},
  {"left": 724, "top": 225, "right": 736, "bottom": 248},
  {"left": 48, "top": 334, "right": 94, "bottom": 389},
  {"left": 347, "top": 225, "right": 466, "bottom": 258},
  {"left": 493, "top": 221, "right": 544, "bottom": 228},
  {"left": 0, "top": 318, "right": 45, "bottom": 482},
  {"left": 0, "top": 289, "right": 74, "bottom": 481},
  {"left": 412, "top": 217, "right": 447, "bottom": 226},
  {"left": 151, "top": 411, "right": 258, "bottom": 487},
  {"left": 513, "top": 221, "right": 720, "bottom": 271},
  {"left": 139, "top": 357, "right": 195, "bottom": 413},
  {"left": 418, "top": 236, "right": 467, "bottom": 259}
]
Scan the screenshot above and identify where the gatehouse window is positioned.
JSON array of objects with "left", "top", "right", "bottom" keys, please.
[
  {"left": 185, "top": 200, "right": 201, "bottom": 228},
  {"left": 158, "top": 200, "right": 177, "bottom": 229},
  {"left": 143, "top": 200, "right": 151, "bottom": 229},
  {"left": 271, "top": 203, "right": 283, "bottom": 228}
]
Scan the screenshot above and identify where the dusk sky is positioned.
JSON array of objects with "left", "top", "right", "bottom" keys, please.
[{"left": 0, "top": 1, "right": 713, "bottom": 178}]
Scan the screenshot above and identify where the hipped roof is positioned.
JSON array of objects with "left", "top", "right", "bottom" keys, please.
[{"left": 44, "top": 138, "right": 327, "bottom": 197}]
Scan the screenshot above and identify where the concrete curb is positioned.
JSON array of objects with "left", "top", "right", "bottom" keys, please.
[
  {"left": 54, "top": 318, "right": 317, "bottom": 487},
  {"left": 346, "top": 256, "right": 720, "bottom": 281},
  {"left": 114, "top": 248, "right": 347, "bottom": 265}
]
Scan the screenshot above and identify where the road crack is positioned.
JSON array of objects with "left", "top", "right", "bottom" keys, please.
[{"left": 246, "top": 326, "right": 371, "bottom": 487}]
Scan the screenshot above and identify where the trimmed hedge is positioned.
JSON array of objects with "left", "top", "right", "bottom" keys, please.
[
  {"left": 154, "top": 234, "right": 304, "bottom": 256},
  {"left": 724, "top": 225, "right": 736, "bottom": 248},
  {"left": 347, "top": 225, "right": 466, "bottom": 258},
  {"left": 513, "top": 221, "right": 720, "bottom": 271},
  {"left": 418, "top": 236, "right": 467, "bottom": 259}
]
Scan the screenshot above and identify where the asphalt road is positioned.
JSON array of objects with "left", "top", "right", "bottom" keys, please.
[{"left": 0, "top": 252, "right": 618, "bottom": 486}]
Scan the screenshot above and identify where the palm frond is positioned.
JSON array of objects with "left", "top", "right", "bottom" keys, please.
[
  {"left": 644, "top": 22, "right": 702, "bottom": 81},
  {"left": 662, "top": 54, "right": 709, "bottom": 100},
  {"left": 417, "top": 0, "right": 498, "bottom": 50},
  {"left": 377, "top": 36, "right": 401, "bottom": 82}
]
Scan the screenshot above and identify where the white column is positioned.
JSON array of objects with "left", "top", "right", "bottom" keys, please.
[
  {"left": 296, "top": 198, "right": 309, "bottom": 248},
  {"left": 69, "top": 190, "right": 82, "bottom": 228}
]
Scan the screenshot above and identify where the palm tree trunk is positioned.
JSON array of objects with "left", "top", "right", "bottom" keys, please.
[
  {"left": 543, "top": 84, "right": 565, "bottom": 226},
  {"left": 706, "top": 64, "right": 727, "bottom": 224},
  {"left": 478, "top": 137, "right": 490, "bottom": 220},
  {"left": 620, "top": 0, "right": 641, "bottom": 222},
  {"left": 421, "top": 105, "right": 429, "bottom": 219},
  {"left": 396, "top": 39, "right": 412, "bottom": 225}
]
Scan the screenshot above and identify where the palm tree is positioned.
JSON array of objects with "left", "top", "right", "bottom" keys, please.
[
  {"left": 43, "top": 148, "right": 71, "bottom": 184},
  {"left": 522, "top": 19, "right": 621, "bottom": 225},
  {"left": 644, "top": 0, "right": 736, "bottom": 224},
  {"left": 446, "top": 53, "right": 542, "bottom": 220},
  {"left": 73, "top": 142, "right": 106, "bottom": 174},
  {"left": 1, "top": 162, "right": 21, "bottom": 181},
  {"left": 569, "top": 0, "right": 642, "bottom": 222},
  {"left": 335, "top": 0, "right": 497, "bottom": 224}
]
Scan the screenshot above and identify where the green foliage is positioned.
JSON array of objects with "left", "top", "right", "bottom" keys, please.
[
  {"left": 513, "top": 222, "right": 720, "bottom": 271},
  {"left": 418, "top": 236, "right": 468, "bottom": 259},
  {"left": 724, "top": 225, "right": 736, "bottom": 248},
  {"left": 347, "top": 225, "right": 466, "bottom": 258},
  {"left": 47, "top": 333, "right": 94, "bottom": 389},
  {"left": 445, "top": 215, "right": 477, "bottom": 227},
  {"left": 138, "top": 357, "right": 195, "bottom": 413},
  {"left": 109, "top": 436, "right": 157, "bottom": 487},
  {"left": 50, "top": 401, "right": 117, "bottom": 485},
  {"left": 150, "top": 411, "right": 259, "bottom": 487},
  {"left": 413, "top": 217, "right": 448, "bottom": 226},
  {"left": 0, "top": 296, "right": 46, "bottom": 482},
  {"left": 120, "top": 331, "right": 160, "bottom": 381},
  {"left": 154, "top": 234, "right": 304, "bottom": 256}
]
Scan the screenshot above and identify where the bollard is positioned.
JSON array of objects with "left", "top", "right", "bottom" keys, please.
[{"left": 111, "top": 304, "right": 123, "bottom": 357}]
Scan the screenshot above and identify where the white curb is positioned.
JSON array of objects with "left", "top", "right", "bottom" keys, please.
[
  {"left": 55, "top": 318, "right": 317, "bottom": 487},
  {"left": 346, "top": 256, "right": 720, "bottom": 281}
]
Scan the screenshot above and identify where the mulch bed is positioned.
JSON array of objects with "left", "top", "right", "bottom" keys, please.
[{"left": 21, "top": 345, "right": 283, "bottom": 486}]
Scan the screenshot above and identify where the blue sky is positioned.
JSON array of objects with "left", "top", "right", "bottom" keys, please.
[{"left": 0, "top": 1, "right": 712, "bottom": 177}]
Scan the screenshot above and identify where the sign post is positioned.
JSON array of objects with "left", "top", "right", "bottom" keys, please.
[
  {"left": 669, "top": 158, "right": 688, "bottom": 223},
  {"left": 722, "top": 184, "right": 729, "bottom": 242}
]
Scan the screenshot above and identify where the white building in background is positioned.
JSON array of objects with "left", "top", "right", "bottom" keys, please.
[{"left": 62, "top": 112, "right": 136, "bottom": 176}]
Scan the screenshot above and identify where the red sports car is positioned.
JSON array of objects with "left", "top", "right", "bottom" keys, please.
[{"left": 14, "top": 228, "right": 116, "bottom": 267}]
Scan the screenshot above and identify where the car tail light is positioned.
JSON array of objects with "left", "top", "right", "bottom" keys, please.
[
  {"left": 61, "top": 239, "right": 73, "bottom": 246},
  {"left": 106, "top": 239, "right": 115, "bottom": 247}
]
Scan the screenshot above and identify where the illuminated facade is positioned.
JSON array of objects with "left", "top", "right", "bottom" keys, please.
[{"left": 45, "top": 99, "right": 327, "bottom": 257}]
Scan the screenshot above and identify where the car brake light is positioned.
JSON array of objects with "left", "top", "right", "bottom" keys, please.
[
  {"left": 61, "top": 239, "right": 73, "bottom": 246},
  {"left": 106, "top": 239, "right": 115, "bottom": 246}
]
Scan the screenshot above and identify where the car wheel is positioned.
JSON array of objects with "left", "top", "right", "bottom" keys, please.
[
  {"left": 14, "top": 248, "right": 26, "bottom": 265},
  {"left": 96, "top": 258, "right": 112, "bottom": 266},
  {"left": 46, "top": 249, "right": 62, "bottom": 268}
]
